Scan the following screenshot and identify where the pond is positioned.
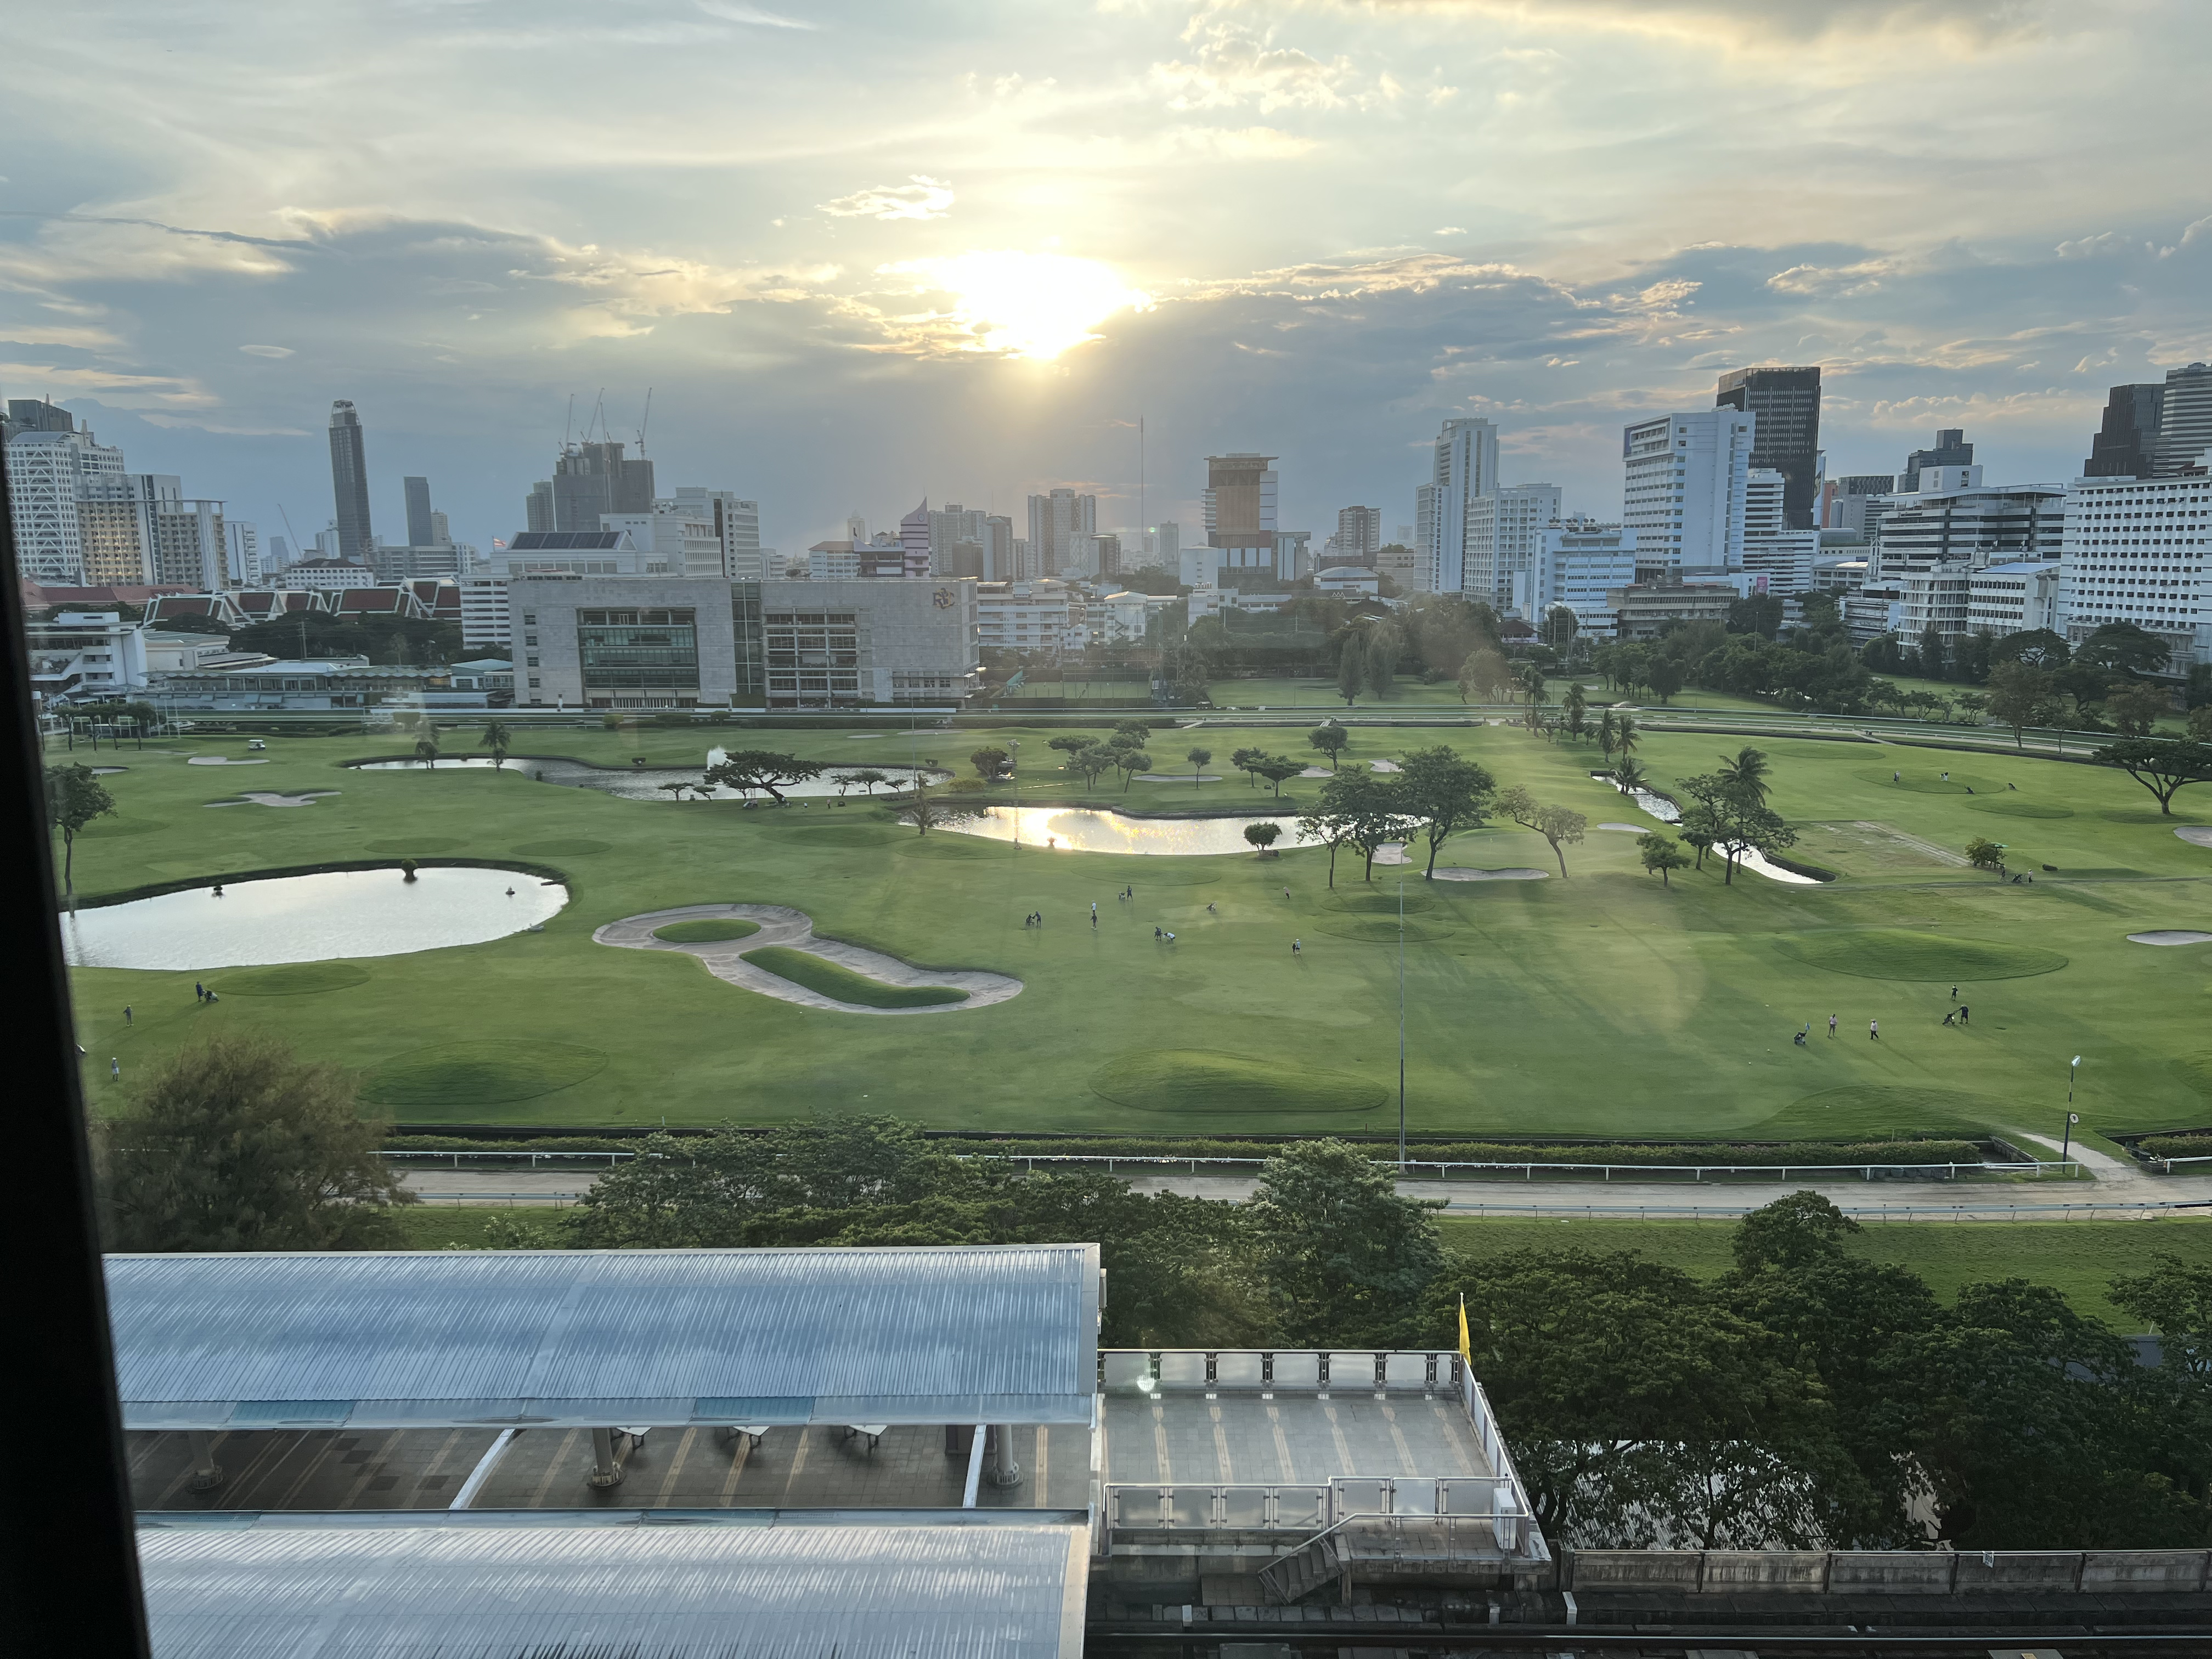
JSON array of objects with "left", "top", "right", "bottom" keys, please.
[
  {"left": 940, "top": 806, "right": 1314, "bottom": 856},
  {"left": 352, "top": 752, "right": 939, "bottom": 801},
  {"left": 60, "top": 866, "right": 568, "bottom": 970}
]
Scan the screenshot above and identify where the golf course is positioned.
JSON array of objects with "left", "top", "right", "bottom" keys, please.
[{"left": 57, "top": 713, "right": 2212, "bottom": 1145}]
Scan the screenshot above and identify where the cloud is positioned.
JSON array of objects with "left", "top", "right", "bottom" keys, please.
[
  {"left": 692, "top": 0, "right": 816, "bottom": 27},
  {"left": 1374, "top": 0, "right": 2051, "bottom": 48},
  {"left": 816, "top": 177, "right": 956, "bottom": 222},
  {"left": 1765, "top": 258, "right": 1904, "bottom": 297},
  {"left": 238, "top": 343, "right": 294, "bottom": 358}
]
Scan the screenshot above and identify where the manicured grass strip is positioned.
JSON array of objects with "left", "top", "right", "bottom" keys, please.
[
  {"left": 511, "top": 839, "right": 611, "bottom": 855},
  {"left": 1749, "top": 1086, "right": 2015, "bottom": 1141},
  {"left": 388, "top": 1205, "right": 566, "bottom": 1250},
  {"left": 1775, "top": 929, "right": 2068, "bottom": 981},
  {"left": 1441, "top": 1216, "right": 2212, "bottom": 1327},
  {"left": 1966, "top": 799, "right": 2073, "bottom": 820},
  {"left": 366, "top": 837, "right": 464, "bottom": 853},
  {"left": 362, "top": 1039, "right": 610, "bottom": 1105},
  {"left": 1090, "top": 1048, "right": 1385, "bottom": 1115},
  {"left": 743, "top": 945, "right": 968, "bottom": 1008},
  {"left": 653, "top": 919, "right": 762, "bottom": 944},
  {"left": 219, "top": 962, "right": 371, "bottom": 996}
]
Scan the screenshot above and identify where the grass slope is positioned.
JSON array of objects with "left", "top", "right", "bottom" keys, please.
[
  {"left": 652, "top": 918, "right": 761, "bottom": 943},
  {"left": 1090, "top": 1048, "right": 1385, "bottom": 1115},
  {"left": 742, "top": 946, "right": 967, "bottom": 1008},
  {"left": 58, "top": 722, "right": 2212, "bottom": 1137}
]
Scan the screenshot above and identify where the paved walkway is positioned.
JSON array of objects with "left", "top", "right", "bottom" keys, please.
[{"left": 592, "top": 903, "right": 1022, "bottom": 1015}]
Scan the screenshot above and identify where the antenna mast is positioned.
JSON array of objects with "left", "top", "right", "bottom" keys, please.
[
  {"left": 636, "top": 387, "right": 653, "bottom": 454},
  {"left": 563, "top": 394, "right": 575, "bottom": 450}
]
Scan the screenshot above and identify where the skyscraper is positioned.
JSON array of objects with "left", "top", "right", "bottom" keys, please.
[
  {"left": 1026, "top": 488, "right": 1097, "bottom": 578},
  {"left": 403, "top": 476, "right": 437, "bottom": 548},
  {"left": 1202, "top": 453, "right": 1279, "bottom": 582},
  {"left": 1426, "top": 418, "right": 1499, "bottom": 594},
  {"left": 1466, "top": 484, "right": 1561, "bottom": 612},
  {"left": 1716, "top": 367, "right": 1820, "bottom": 528},
  {"left": 1900, "top": 428, "right": 1973, "bottom": 492},
  {"left": 1621, "top": 409, "right": 1756, "bottom": 574},
  {"left": 328, "top": 400, "right": 374, "bottom": 561},
  {"left": 541, "top": 441, "right": 656, "bottom": 533},
  {"left": 2154, "top": 362, "right": 2212, "bottom": 475},
  {"left": 1333, "top": 505, "right": 1381, "bottom": 562},
  {"left": 2084, "top": 383, "right": 2164, "bottom": 478}
]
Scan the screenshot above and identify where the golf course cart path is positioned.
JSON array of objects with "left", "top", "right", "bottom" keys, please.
[{"left": 594, "top": 903, "right": 1022, "bottom": 1015}]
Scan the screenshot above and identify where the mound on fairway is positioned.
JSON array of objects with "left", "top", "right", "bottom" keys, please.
[
  {"left": 1966, "top": 799, "right": 2072, "bottom": 820},
  {"left": 367, "top": 837, "right": 462, "bottom": 854},
  {"left": 1328, "top": 889, "right": 1444, "bottom": 916},
  {"left": 361, "top": 1039, "right": 608, "bottom": 1106},
  {"left": 896, "top": 837, "right": 1000, "bottom": 860},
  {"left": 218, "top": 962, "right": 371, "bottom": 996},
  {"left": 79, "top": 817, "right": 166, "bottom": 837},
  {"left": 1855, "top": 769, "right": 2002, "bottom": 794},
  {"left": 1755, "top": 1085, "right": 2011, "bottom": 1140},
  {"left": 778, "top": 826, "right": 902, "bottom": 847},
  {"left": 1775, "top": 929, "right": 2068, "bottom": 981},
  {"left": 511, "top": 839, "right": 611, "bottom": 856},
  {"left": 1090, "top": 1048, "right": 1385, "bottom": 1115},
  {"left": 652, "top": 918, "right": 762, "bottom": 944},
  {"left": 743, "top": 945, "right": 968, "bottom": 1008},
  {"left": 1317, "top": 915, "right": 1458, "bottom": 944}
]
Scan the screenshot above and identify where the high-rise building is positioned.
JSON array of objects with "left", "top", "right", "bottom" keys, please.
[
  {"left": 1025, "top": 488, "right": 1098, "bottom": 578},
  {"left": 1466, "top": 484, "right": 1561, "bottom": 612},
  {"left": 1869, "top": 475, "right": 2066, "bottom": 588},
  {"left": 1516, "top": 518, "right": 1637, "bottom": 628},
  {"left": 1900, "top": 427, "right": 1974, "bottom": 493},
  {"left": 5, "top": 414, "right": 127, "bottom": 585},
  {"left": 1201, "top": 453, "right": 1279, "bottom": 583},
  {"left": 1821, "top": 473, "right": 1897, "bottom": 535},
  {"left": 1425, "top": 419, "right": 1499, "bottom": 594},
  {"left": 1716, "top": 367, "right": 1820, "bottom": 529},
  {"left": 899, "top": 500, "right": 933, "bottom": 579},
  {"left": 2084, "top": 384, "right": 2165, "bottom": 478},
  {"left": 1740, "top": 467, "right": 1821, "bottom": 594},
  {"left": 664, "top": 488, "right": 764, "bottom": 581},
  {"left": 1621, "top": 410, "right": 1756, "bottom": 575},
  {"left": 525, "top": 482, "right": 556, "bottom": 533},
  {"left": 2155, "top": 362, "right": 2212, "bottom": 476},
  {"left": 225, "top": 521, "right": 263, "bottom": 586},
  {"left": 403, "top": 476, "right": 436, "bottom": 548},
  {"left": 2058, "top": 471, "right": 2210, "bottom": 667},
  {"left": 538, "top": 441, "right": 655, "bottom": 533},
  {"left": 1333, "top": 506, "right": 1381, "bottom": 562},
  {"left": 328, "top": 400, "right": 374, "bottom": 561}
]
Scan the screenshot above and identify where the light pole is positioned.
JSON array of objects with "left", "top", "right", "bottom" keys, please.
[
  {"left": 1397, "top": 877, "right": 1407, "bottom": 1170},
  {"left": 2060, "top": 1110, "right": 2079, "bottom": 1166},
  {"left": 2068, "top": 1054, "right": 2081, "bottom": 1103}
]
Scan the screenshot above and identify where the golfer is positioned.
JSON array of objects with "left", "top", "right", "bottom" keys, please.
[{"left": 1869, "top": 1019, "right": 1880, "bottom": 1041}]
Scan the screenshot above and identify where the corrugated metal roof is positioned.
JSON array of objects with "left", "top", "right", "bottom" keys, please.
[
  {"left": 140, "top": 1516, "right": 1088, "bottom": 1659},
  {"left": 109, "top": 1246, "right": 1100, "bottom": 1431}
]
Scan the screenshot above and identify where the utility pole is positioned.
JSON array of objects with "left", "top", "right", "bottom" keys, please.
[{"left": 1397, "top": 878, "right": 1407, "bottom": 1169}]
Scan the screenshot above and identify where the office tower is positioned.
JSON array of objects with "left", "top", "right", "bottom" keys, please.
[
  {"left": 1025, "top": 488, "right": 1097, "bottom": 577},
  {"left": 1202, "top": 453, "right": 1279, "bottom": 582},
  {"left": 328, "top": 400, "right": 374, "bottom": 560},
  {"left": 430, "top": 510, "right": 452, "bottom": 546},
  {"left": 1716, "top": 367, "right": 1820, "bottom": 529},
  {"left": 1870, "top": 476, "right": 2064, "bottom": 581},
  {"left": 1426, "top": 418, "right": 1499, "bottom": 594},
  {"left": 2059, "top": 472, "right": 2210, "bottom": 665},
  {"left": 899, "top": 500, "right": 932, "bottom": 578},
  {"left": 2155, "top": 362, "right": 2212, "bottom": 475},
  {"left": 266, "top": 534, "right": 293, "bottom": 572},
  {"left": 1739, "top": 468, "right": 1820, "bottom": 594},
  {"left": 2085, "top": 383, "right": 2164, "bottom": 478},
  {"left": 1823, "top": 473, "right": 1897, "bottom": 535},
  {"left": 3, "top": 397, "right": 78, "bottom": 438},
  {"left": 225, "top": 521, "right": 263, "bottom": 585},
  {"left": 1412, "top": 484, "right": 1437, "bottom": 591},
  {"left": 1334, "top": 505, "right": 1381, "bottom": 562},
  {"left": 5, "top": 413, "right": 126, "bottom": 584},
  {"left": 1900, "top": 428, "right": 1973, "bottom": 493},
  {"left": 666, "top": 487, "right": 763, "bottom": 580},
  {"left": 540, "top": 440, "right": 655, "bottom": 533},
  {"left": 1465, "top": 484, "right": 1561, "bottom": 612},
  {"left": 525, "top": 481, "right": 555, "bottom": 533},
  {"left": 403, "top": 476, "right": 436, "bottom": 548},
  {"left": 1621, "top": 409, "right": 1756, "bottom": 573},
  {"left": 928, "top": 504, "right": 990, "bottom": 576},
  {"left": 1143, "top": 520, "right": 1181, "bottom": 574}
]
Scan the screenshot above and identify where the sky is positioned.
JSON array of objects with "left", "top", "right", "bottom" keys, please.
[{"left": 3, "top": 0, "right": 2210, "bottom": 561}]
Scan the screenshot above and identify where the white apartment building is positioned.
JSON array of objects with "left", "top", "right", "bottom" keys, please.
[
  {"left": 1966, "top": 561, "right": 2062, "bottom": 637},
  {"left": 1621, "top": 409, "right": 1756, "bottom": 575},
  {"left": 2058, "top": 471, "right": 2211, "bottom": 668},
  {"left": 1090, "top": 590, "right": 1163, "bottom": 645},
  {"left": 1411, "top": 483, "right": 1438, "bottom": 594},
  {"left": 1468, "top": 484, "right": 1561, "bottom": 612},
  {"left": 1868, "top": 470, "right": 2066, "bottom": 581},
  {"left": 977, "top": 579, "right": 1086, "bottom": 657},
  {"left": 1028, "top": 489, "right": 1097, "bottom": 579},
  {"left": 1514, "top": 520, "right": 1637, "bottom": 630},
  {"left": 1426, "top": 417, "right": 1500, "bottom": 595},
  {"left": 1896, "top": 566, "right": 1971, "bottom": 645},
  {"left": 459, "top": 577, "right": 515, "bottom": 652},
  {"left": 281, "top": 558, "right": 379, "bottom": 591},
  {"left": 1846, "top": 589, "right": 1905, "bottom": 646},
  {"left": 1740, "top": 467, "right": 1821, "bottom": 595},
  {"left": 224, "top": 521, "right": 264, "bottom": 586},
  {"left": 603, "top": 506, "right": 725, "bottom": 578},
  {"left": 1330, "top": 506, "right": 1381, "bottom": 564},
  {"left": 664, "top": 487, "right": 764, "bottom": 580}
]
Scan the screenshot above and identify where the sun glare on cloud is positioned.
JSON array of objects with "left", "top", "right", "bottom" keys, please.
[{"left": 881, "top": 251, "right": 1153, "bottom": 360}]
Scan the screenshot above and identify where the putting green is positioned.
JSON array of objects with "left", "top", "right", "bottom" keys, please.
[
  {"left": 218, "top": 962, "right": 372, "bottom": 996},
  {"left": 1775, "top": 929, "right": 2068, "bottom": 981},
  {"left": 1965, "top": 799, "right": 2073, "bottom": 819},
  {"left": 1855, "top": 769, "right": 2004, "bottom": 794},
  {"left": 1090, "top": 1048, "right": 1385, "bottom": 1115},
  {"left": 360, "top": 1039, "right": 609, "bottom": 1106},
  {"left": 511, "top": 839, "right": 611, "bottom": 856},
  {"left": 743, "top": 946, "right": 968, "bottom": 1008},
  {"left": 652, "top": 919, "right": 762, "bottom": 943},
  {"left": 367, "top": 837, "right": 464, "bottom": 854}
]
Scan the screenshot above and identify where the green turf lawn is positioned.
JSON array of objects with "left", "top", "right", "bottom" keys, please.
[
  {"left": 1441, "top": 1216, "right": 2212, "bottom": 1328},
  {"left": 742, "top": 945, "right": 968, "bottom": 1008},
  {"left": 59, "top": 719, "right": 2212, "bottom": 1139}
]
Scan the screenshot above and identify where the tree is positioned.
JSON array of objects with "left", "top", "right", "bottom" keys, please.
[
  {"left": 1677, "top": 769, "right": 1798, "bottom": 885},
  {"left": 1638, "top": 832, "right": 1689, "bottom": 887},
  {"left": 1229, "top": 745, "right": 1266, "bottom": 787},
  {"left": 1542, "top": 603, "right": 1579, "bottom": 651},
  {"left": 1991, "top": 628, "right": 2069, "bottom": 670},
  {"left": 1613, "top": 713, "right": 1640, "bottom": 761},
  {"left": 2106, "top": 681, "right": 2171, "bottom": 737},
  {"left": 481, "top": 719, "right": 514, "bottom": 771},
  {"left": 1611, "top": 758, "right": 1649, "bottom": 798},
  {"left": 1253, "top": 753, "right": 1304, "bottom": 801},
  {"left": 2094, "top": 738, "right": 2212, "bottom": 815},
  {"left": 2191, "top": 705, "right": 2212, "bottom": 743},
  {"left": 44, "top": 761, "right": 116, "bottom": 905},
  {"left": 845, "top": 768, "right": 890, "bottom": 796},
  {"left": 1300, "top": 764, "right": 1414, "bottom": 884},
  {"left": 1047, "top": 733, "right": 1097, "bottom": 764},
  {"left": 702, "top": 749, "right": 825, "bottom": 803},
  {"left": 1497, "top": 784, "right": 1587, "bottom": 877},
  {"left": 1069, "top": 747, "right": 1114, "bottom": 790},
  {"left": 414, "top": 732, "right": 440, "bottom": 767},
  {"left": 1729, "top": 592, "right": 1785, "bottom": 640},
  {"left": 1396, "top": 744, "right": 1495, "bottom": 879},
  {"left": 1114, "top": 718, "right": 1155, "bottom": 743},
  {"left": 1965, "top": 837, "right": 2007, "bottom": 877},
  {"left": 1716, "top": 744, "right": 1773, "bottom": 806},
  {"left": 1185, "top": 745, "right": 1212, "bottom": 786},
  {"left": 968, "top": 745, "right": 1011, "bottom": 780},
  {"left": 1336, "top": 640, "right": 1363, "bottom": 706},
  {"left": 1113, "top": 748, "right": 1154, "bottom": 792},
  {"left": 1984, "top": 660, "right": 2062, "bottom": 749},
  {"left": 1248, "top": 1140, "right": 1441, "bottom": 1347},
  {"left": 2076, "top": 621, "right": 2171, "bottom": 680},
  {"left": 1917, "top": 622, "right": 1947, "bottom": 680},
  {"left": 1307, "top": 724, "right": 1348, "bottom": 771},
  {"left": 1459, "top": 646, "right": 1513, "bottom": 704},
  {"left": 1561, "top": 681, "right": 1588, "bottom": 741},
  {"left": 1364, "top": 625, "right": 1403, "bottom": 699},
  {"left": 96, "top": 1033, "right": 414, "bottom": 1251},
  {"left": 900, "top": 775, "right": 985, "bottom": 836},
  {"left": 1595, "top": 708, "right": 1619, "bottom": 768},
  {"left": 1243, "top": 821, "right": 1281, "bottom": 855}
]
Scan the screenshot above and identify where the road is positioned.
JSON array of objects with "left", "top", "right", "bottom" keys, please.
[{"left": 397, "top": 1149, "right": 2212, "bottom": 1222}]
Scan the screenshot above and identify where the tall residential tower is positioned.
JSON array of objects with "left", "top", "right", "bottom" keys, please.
[{"left": 327, "top": 400, "right": 374, "bottom": 561}]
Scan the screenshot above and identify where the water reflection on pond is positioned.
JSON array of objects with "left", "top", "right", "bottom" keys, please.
[
  {"left": 352, "top": 753, "right": 938, "bottom": 800},
  {"left": 941, "top": 806, "right": 1314, "bottom": 856},
  {"left": 61, "top": 866, "right": 568, "bottom": 970}
]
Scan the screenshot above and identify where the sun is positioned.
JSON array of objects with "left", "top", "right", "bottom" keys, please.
[{"left": 881, "top": 250, "right": 1153, "bottom": 360}]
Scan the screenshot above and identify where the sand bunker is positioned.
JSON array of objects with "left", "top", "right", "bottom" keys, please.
[
  {"left": 187, "top": 755, "right": 270, "bottom": 766},
  {"left": 1135, "top": 773, "right": 1222, "bottom": 783},
  {"left": 595, "top": 904, "right": 1021, "bottom": 1015},
  {"left": 207, "top": 791, "right": 341, "bottom": 809},
  {"left": 2127, "top": 930, "right": 2212, "bottom": 946},
  {"left": 2177, "top": 827, "right": 2212, "bottom": 849},
  {"left": 1598, "top": 822, "right": 1647, "bottom": 833}
]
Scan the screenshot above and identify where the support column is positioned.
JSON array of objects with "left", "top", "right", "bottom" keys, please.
[
  {"left": 185, "top": 1431, "right": 224, "bottom": 1493},
  {"left": 987, "top": 1423, "right": 1023, "bottom": 1488},
  {"left": 588, "top": 1426, "right": 625, "bottom": 1488}
]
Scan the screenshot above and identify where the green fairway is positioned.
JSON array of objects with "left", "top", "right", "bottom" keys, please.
[
  {"left": 1441, "top": 1215, "right": 2212, "bottom": 1328},
  {"left": 742, "top": 945, "right": 968, "bottom": 1008},
  {"left": 58, "top": 720, "right": 2212, "bottom": 1138}
]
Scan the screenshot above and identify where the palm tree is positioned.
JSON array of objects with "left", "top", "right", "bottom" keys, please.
[
  {"left": 1613, "top": 758, "right": 1649, "bottom": 797},
  {"left": 1717, "top": 744, "right": 1771, "bottom": 805},
  {"left": 1596, "top": 708, "right": 1620, "bottom": 768},
  {"left": 1562, "top": 681, "right": 1588, "bottom": 742},
  {"left": 1614, "top": 713, "right": 1640, "bottom": 761},
  {"left": 482, "top": 720, "right": 514, "bottom": 771}
]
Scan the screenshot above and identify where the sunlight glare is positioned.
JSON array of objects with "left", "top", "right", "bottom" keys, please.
[{"left": 884, "top": 250, "right": 1153, "bottom": 360}]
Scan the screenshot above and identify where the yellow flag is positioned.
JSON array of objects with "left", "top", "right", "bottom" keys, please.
[{"left": 1457, "top": 1292, "right": 1471, "bottom": 1364}]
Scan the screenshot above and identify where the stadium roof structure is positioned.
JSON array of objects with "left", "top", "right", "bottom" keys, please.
[
  {"left": 108, "top": 1245, "right": 1102, "bottom": 1432},
  {"left": 138, "top": 1513, "right": 1090, "bottom": 1659}
]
